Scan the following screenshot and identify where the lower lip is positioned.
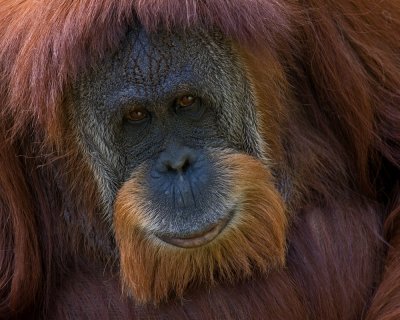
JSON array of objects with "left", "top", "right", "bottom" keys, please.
[{"left": 158, "top": 215, "right": 232, "bottom": 248}]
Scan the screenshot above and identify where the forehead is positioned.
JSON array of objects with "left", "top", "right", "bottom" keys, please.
[
  {"left": 74, "top": 27, "right": 239, "bottom": 108},
  {"left": 120, "top": 28, "right": 226, "bottom": 87}
]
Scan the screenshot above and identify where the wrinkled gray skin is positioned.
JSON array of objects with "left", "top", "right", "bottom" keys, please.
[{"left": 69, "top": 26, "right": 266, "bottom": 238}]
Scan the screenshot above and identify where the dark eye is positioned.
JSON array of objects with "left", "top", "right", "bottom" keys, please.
[
  {"left": 125, "top": 107, "right": 149, "bottom": 122},
  {"left": 175, "top": 95, "right": 206, "bottom": 120},
  {"left": 176, "top": 95, "right": 196, "bottom": 109}
]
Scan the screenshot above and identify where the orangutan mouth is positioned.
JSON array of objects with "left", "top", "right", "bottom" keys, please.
[{"left": 159, "top": 215, "right": 232, "bottom": 248}]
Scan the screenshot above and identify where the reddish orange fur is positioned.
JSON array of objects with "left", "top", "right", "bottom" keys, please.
[
  {"left": 115, "top": 153, "right": 286, "bottom": 304},
  {"left": 0, "top": 0, "right": 399, "bottom": 319}
]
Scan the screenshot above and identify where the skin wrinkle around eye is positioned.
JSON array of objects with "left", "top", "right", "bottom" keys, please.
[{"left": 107, "top": 83, "right": 216, "bottom": 119}]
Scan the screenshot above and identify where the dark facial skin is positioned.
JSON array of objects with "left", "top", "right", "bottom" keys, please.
[{"left": 69, "top": 27, "right": 265, "bottom": 244}]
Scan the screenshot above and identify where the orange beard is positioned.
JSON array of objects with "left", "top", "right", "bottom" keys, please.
[{"left": 114, "top": 153, "right": 287, "bottom": 304}]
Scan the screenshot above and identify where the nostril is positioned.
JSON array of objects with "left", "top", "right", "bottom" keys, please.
[
  {"left": 157, "top": 146, "right": 197, "bottom": 174},
  {"left": 181, "top": 159, "right": 190, "bottom": 172},
  {"left": 165, "top": 163, "right": 174, "bottom": 172},
  {"left": 165, "top": 156, "right": 191, "bottom": 173}
]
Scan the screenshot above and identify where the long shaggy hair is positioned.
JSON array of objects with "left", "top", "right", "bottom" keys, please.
[{"left": 0, "top": 0, "right": 399, "bottom": 319}]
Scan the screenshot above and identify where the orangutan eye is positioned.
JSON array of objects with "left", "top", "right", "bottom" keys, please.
[
  {"left": 176, "top": 95, "right": 196, "bottom": 109},
  {"left": 125, "top": 108, "right": 149, "bottom": 122},
  {"left": 174, "top": 95, "right": 205, "bottom": 120}
]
